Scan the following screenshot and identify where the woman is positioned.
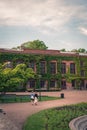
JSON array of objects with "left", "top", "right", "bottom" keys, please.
[{"left": 34, "top": 92, "right": 38, "bottom": 105}]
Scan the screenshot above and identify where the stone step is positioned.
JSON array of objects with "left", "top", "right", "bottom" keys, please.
[{"left": 69, "top": 115, "right": 87, "bottom": 130}]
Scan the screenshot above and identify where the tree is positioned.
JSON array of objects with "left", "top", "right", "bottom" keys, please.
[
  {"left": 77, "top": 48, "right": 86, "bottom": 53},
  {"left": 71, "top": 48, "right": 87, "bottom": 53},
  {"left": 0, "top": 63, "right": 36, "bottom": 92},
  {"left": 71, "top": 49, "right": 78, "bottom": 52},
  {"left": 60, "top": 48, "right": 66, "bottom": 52},
  {"left": 21, "top": 39, "right": 48, "bottom": 50}
]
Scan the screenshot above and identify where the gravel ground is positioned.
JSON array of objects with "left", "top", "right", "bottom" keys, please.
[
  {"left": 0, "top": 90, "right": 87, "bottom": 130},
  {"left": 0, "top": 113, "right": 19, "bottom": 130}
]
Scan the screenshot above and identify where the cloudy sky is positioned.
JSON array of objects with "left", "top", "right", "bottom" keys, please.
[{"left": 0, "top": 0, "right": 87, "bottom": 50}]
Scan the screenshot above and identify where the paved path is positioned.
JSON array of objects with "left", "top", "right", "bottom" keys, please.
[{"left": 0, "top": 90, "right": 87, "bottom": 130}]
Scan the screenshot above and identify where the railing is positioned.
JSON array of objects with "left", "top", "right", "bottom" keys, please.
[{"left": 0, "top": 94, "right": 30, "bottom": 103}]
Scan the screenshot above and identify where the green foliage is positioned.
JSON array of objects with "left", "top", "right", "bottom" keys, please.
[
  {"left": 23, "top": 103, "right": 87, "bottom": 130},
  {"left": 78, "top": 48, "right": 86, "bottom": 53},
  {"left": 0, "top": 50, "right": 87, "bottom": 90},
  {"left": 60, "top": 48, "right": 87, "bottom": 53},
  {"left": 60, "top": 48, "right": 66, "bottom": 52},
  {"left": 0, "top": 63, "right": 36, "bottom": 92},
  {"left": 21, "top": 39, "right": 48, "bottom": 50},
  {"left": 71, "top": 48, "right": 87, "bottom": 53}
]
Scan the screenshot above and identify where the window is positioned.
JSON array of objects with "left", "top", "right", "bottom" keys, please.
[
  {"left": 80, "top": 61, "right": 84, "bottom": 67},
  {"left": 29, "top": 80, "right": 35, "bottom": 88},
  {"left": 16, "top": 60, "right": 24, "bottom": 65},
  {"left": 5, "top": 61, "right": 12, "bottom": 68},
  {"left": 50, "top": 81, "right": 55, "bottom": 88},
  {"left": 29, "top": 62, "right": 35, "bottom": 71},
  {"left": 50, "top": 62, "right": 56, "bottom": 74},
  {"left": 72, "top": 80, "right": 75, "bottom": 87},
  {"left": 80, "top": 70, "right": 85, "bottom": 77},
  {"left": 40, "top": 61, "right": 46, "bottom": 74},
  {"left": 61, "top": 63, "right": 66, "bottom": 74},
  {"left": 40, "top": 80, "right": 45, "bottom": 88},
  {"left": 70, "top": 63, "right": 75, "bottom": 74},
  {"left": 80, "top": 80, "right": 84, "bottom": 89},
  {"left": 61, "top": 80, "right": 66, "bottom": 89}
]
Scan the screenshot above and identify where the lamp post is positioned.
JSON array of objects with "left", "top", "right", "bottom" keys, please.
[{"left": 38, "top": 75, "right": 42, "bottom": 101}]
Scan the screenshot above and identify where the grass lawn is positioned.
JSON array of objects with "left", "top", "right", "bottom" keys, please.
[{"left": 23, "top": 103, "right": 87, "bottom": 130}]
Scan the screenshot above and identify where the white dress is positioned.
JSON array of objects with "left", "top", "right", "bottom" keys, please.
[{"left": 34, "top": 97, "right": 38, "bottom": 104}]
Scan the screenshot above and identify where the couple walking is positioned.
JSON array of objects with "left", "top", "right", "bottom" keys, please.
[{"left": 30, "top": 91, "right": 38, "bottom": 105}]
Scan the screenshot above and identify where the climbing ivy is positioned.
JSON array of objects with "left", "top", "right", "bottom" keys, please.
[{"left": 0, "top": 52, "right": 87, "bottom": 90}]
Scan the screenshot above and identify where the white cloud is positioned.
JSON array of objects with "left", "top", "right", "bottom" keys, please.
[
  {"left": 0, "top": 0, "right": 87, "bottom": 41},
  {"left": 79, "top": 27, "right": 87, "bottom": 36},
  {"left": 0, "top": 0, "right": 86, "bottom": 30}
]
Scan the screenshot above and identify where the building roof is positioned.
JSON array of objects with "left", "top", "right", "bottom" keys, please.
[{"left": 0, "top": 48, "right": 87, "bottom": 57}]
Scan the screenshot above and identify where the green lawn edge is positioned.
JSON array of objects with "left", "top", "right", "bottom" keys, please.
[{"left": 23, "top": 102, "right": 87, "bottom": 130}]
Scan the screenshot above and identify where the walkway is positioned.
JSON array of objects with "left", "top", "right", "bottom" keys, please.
[{"left": 0, "top": 90, "right": 87, "bottom": 130}]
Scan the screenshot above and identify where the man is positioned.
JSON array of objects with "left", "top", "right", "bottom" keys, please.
[{"left": 30, "top": 91, "right": 34, "bottom": 105}]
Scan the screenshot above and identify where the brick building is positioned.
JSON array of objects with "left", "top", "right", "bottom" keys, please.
[{"left": 0, "top": 48, "right": 87, "bottom": 91}]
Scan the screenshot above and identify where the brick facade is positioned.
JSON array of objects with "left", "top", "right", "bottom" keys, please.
[{"left": 0, "top": 48, "right": 87, "bottom": 91}]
